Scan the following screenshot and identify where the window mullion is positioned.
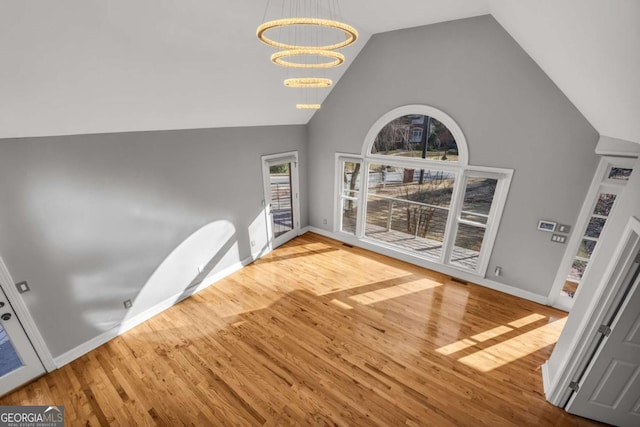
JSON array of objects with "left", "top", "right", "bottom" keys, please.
[
  {"left": 442, "top": 169, "right": 466, "bottom": 265},
  {"left": 356, "top": 160, "right": 370, "bottom": 238}
]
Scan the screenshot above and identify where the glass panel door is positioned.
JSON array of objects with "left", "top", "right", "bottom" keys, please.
[
  {"left": 262, "top": 152, "right": 300, "bottom": 249},
  {"left": 0, "top": 284, "right": 45, "bottom": 395},
  {"left": 269, "top": 162, "right": 294, "bottom": 239},
  {"left": 0, "top": 324, "right": 23, "bottom": 376}
]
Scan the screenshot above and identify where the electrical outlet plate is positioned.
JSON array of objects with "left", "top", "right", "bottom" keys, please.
[
  {"left": 123, "top": 299, "right": 132, "bottom": 309},
  {"left": 15, "top": 281, "right": 30, "bottom": 294}
]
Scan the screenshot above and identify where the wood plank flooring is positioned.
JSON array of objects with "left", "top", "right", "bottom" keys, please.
[{"left": 1, "top": 233, "right": 603, "bottom": 426}]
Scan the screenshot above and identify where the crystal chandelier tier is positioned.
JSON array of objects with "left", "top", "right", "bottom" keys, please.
[{"left": 256, "top": 0, "right": 358, "bottom": 110}]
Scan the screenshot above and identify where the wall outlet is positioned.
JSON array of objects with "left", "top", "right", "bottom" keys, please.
[
  {"left": 250, "top": 240, "right": 256, "bottom": 247},
  {"left": 323, "top": 218, "right": 328, "bottom": 225},
  {"left": 494, "top": 266, "right": 502, "bottom": 277},
  {"left": 123, "top": 299, "right": 132, "bottom": 309},
  {"left": 15, "top": 281, "right": 30, "bottom": 294}
]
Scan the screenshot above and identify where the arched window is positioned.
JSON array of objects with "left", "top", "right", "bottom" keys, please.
[
  {"left": 336, "top": 105, "right": 511, "bottom": 276},
  {"left": 372, "top": 115, "right": 457, "bottom": 161}
]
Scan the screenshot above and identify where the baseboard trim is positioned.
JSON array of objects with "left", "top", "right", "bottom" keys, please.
[
  {"left": 303, "top": 227, "right": 549, "bottom": 306},
  {"left": 53, "top": 227, "right": 550, "bottom": 368},
  {"left": 53, "top": 255, "right": 255, "bottom": 368},
  {"left": 541, "top": 361, "right": 551, "bottom": 399}
]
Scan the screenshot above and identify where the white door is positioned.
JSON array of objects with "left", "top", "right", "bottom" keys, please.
[
  {"left": 262, "top": 152, "right": 300, "bottom": 249},
  {"left": 566, "top": 257, "right": 640, "bottom": 426},
  {"left": 0, "top": 284, "right": 45, "bottom": 395}
]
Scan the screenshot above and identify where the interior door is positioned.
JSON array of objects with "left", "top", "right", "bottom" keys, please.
[
  {"left": 566, "top": 256, "right": 640, "bottom": 426},
  {"left": 262, "top": 152, "right": 300, "bottom": 249},
  {"left": 0, "top": 284, "right": 45, "bottom": 395}
]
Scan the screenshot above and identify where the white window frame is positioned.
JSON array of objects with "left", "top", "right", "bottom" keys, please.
[
  {"left": 334, "top": 105, "right": 512, "bottom": 277},
  {"left": 363, "top": 105, "right": 469, "bottom": 166},
  {"left": 446, "top": 168, "right": 513, "bottom": 275},
  {"left": 334, "top": 154, "right": 364, "bottom": 235},
  {"left": 548, "top": 156, "right": 637, "bottom": 311}
]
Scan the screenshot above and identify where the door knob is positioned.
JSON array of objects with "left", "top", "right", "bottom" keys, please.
[{"left": 1, "top": 313, "right": 11, "bottom": 321}]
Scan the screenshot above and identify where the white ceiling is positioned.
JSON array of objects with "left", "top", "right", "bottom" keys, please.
[{"left": 1, "top": 0, "right": 638, "bottom": 143}]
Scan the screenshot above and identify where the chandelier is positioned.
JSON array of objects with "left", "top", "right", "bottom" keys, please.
[{"left": 256, "top": 0, "right": 358, "bottom": 110}]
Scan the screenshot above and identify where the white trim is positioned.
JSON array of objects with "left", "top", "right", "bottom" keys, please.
[
  {"left": 441, "top": 168, "right": 465, "bottom": 265},
  {"left": 359, "top": 161, "right": 371, "bottom": 238},
  {"left": 544, "top": 216, "right": 640, "bottom": 406},
  {"left": 304, "top": 227, "right": 549, "bottom": 305},
  {"left": 334, "top": 153, "right": 363, "bottom": 234},
  {"left": 50, "top": 223, "right": 550, "bottom": 369},
  {"left": 0, "top": 256, "right": 56, "bottom": 371},
  {"left": 542, "top": 362, "right": 551, "bottom": 397},
  {"left": 54, "top": 254, "right": 257, "bottom": 368},
  {"left": 362, "top": 104, "right": 469, "bottom": 166},
  {"left": 447, "top": 168, "right": 513, "bottom": 276},
  {"left": 478, "top": 168, "right": 513, "bottom": 275},
  {"left": 595, "top": 136, "right": 640, "bottom": 158},
  {"left": 262, "top": 151, "right": 301, "bottom": 250},
  {"left": 350, "top": 106, "right": 512, "bottom": 278},
  {"left": 548, "top": 156, "right": 636, "bottom": 309},
  {"left": 53, "top": 328, "right": 117, "bottom": 369}
]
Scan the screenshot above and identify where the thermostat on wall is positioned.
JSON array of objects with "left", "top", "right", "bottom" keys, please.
[{"left": 537, "top": 220, "right": 557, "bottom": 232}]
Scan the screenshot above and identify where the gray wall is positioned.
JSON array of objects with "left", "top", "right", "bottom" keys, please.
[
  {"left": 0, "top": 125, "right": 307, "bottom": 357},
  {"left": 307, "top": 15, "right": 599, "bottom": 297}
]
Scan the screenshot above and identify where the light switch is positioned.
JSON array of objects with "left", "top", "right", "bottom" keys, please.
[
  {"left": 551, "top": 234, "right": 566, "bottom": 244},
  {"left": 557, "top": 224, "right": 571, "bottom": 233}
]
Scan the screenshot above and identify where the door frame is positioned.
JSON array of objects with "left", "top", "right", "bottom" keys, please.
[
  {"left": 545, "top": 216, "right": 640, "bottom": 407},
  {"left": 548, "top": 156, "right": 637, "bottom": 311},
  {"left": 565, "top": 251, "right": 640, "bottom": 421},
  {"left": 0, "top": 255, "right": 56, "bottom": 371},
  {"left": 262, "top": 151, "right": 301, "bottom": 250}
]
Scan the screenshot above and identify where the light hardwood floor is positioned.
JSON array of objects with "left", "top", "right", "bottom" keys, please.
[{"left": 1, "top": 233, "right": 603, "bottom": 426}]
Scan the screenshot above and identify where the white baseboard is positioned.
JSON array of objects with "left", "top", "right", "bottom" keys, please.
[
  {"left": 53, "top": 255, "right": 255, "bottom": 368},
  {"left": 53, "top": 226, "right": 550, "bottom": 368},
  {"left": 541, "top": 361, "right": 551, "bottom": 400},
  {"left": 53, "top": 327, "right": 119, "bottom": 368},
  {"left": 303, "top": 226, "right": 549, "bottom": 306}
]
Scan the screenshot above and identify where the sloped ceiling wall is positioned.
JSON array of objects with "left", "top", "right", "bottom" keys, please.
[{"left": 490, "top": 0, "right": 640, "bottom": 143}]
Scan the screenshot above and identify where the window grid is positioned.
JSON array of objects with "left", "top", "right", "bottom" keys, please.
[{"left": 335, "top": 108, "right": 511, "bottom": 277}]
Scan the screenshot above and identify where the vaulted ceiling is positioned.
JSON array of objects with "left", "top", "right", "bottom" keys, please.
[{"left": 1, "top": 0, "right": 638, "bottom": 143}]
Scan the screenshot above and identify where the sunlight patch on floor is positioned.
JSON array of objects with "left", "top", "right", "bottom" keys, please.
[
  {"left": 508, "top": 313, "right": 546, "bottom": 328},
  {"left": 457, "top": 317, "right": 567, "bottom": 372},
  {"left": 436, "top": 313, "right": 548, "bottom": 356},
  {"left": 437, "top": 338, "right": 478, "bottom": 356},
  {"left": 348, "top": 279, "right": 442, "bottom": 305},
  {"left": 330, "top": 299, "right": 354, "bottom": 310}
]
